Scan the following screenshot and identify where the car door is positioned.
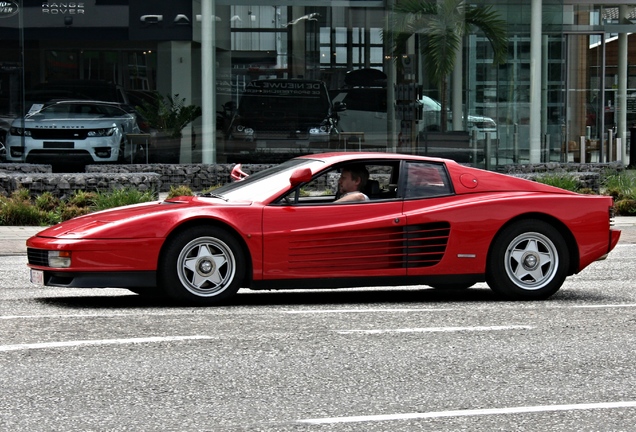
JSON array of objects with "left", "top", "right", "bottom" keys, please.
[
  {"left": 261, "top": 164, "right": 405, "bottom": 280},
  {"left": 398, "top": 161, "right": 457, "bottom": 275}
]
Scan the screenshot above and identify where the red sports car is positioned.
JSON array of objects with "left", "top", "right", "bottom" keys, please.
[{"left": 26, "top": 152, "right": 621, "bottom": 304}]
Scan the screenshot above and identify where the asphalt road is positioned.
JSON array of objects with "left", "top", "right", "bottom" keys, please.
[{"left": 1, "top": 224, "right": 635, "bottom": 431}]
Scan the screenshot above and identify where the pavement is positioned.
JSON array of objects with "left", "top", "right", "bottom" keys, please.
[{"left": 1, "top": 217, "right": 635, "bottom": 256}]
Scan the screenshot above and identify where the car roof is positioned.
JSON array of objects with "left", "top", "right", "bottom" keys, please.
[
  {"left": 296, "top": 151, "right": 455, "bottom": 165},
  {"left": 26, "top": 100, "right": 132, "bottom": 116},
  {"left": 40, "top": 99, "right": 129, "bottom": 108}
]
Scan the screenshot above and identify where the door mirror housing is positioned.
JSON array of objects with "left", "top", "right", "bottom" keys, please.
[{"left": 290, "top": 168, "right": 313, "bottom": 186}]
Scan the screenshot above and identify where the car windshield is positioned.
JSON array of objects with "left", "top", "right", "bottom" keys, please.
[
  {"left": 203, "top": 158, "right": 321, "bottom": 202},
  {"left": 27, "top": 103, "right": 128, "bottom": 120}
]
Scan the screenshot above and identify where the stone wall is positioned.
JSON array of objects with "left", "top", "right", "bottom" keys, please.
[
  {"left": 1, "top": 160, "right": 625, "bottom": 198},
  {"left": 0, "top": 163, "right": 273, "bottom": 197},
  {"left": 503, "top": 162, "right": 624, "bottom": 193},
  {"left": 85, "top": 163, "right": 274, "bottom": 192},
  {"left": 502, "top": 161, "right": 624, "bottom": 175},
  {"left": 0, "top": 171, "right": 162, "bottom": 199}
]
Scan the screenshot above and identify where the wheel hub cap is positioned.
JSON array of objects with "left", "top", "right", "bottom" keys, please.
[
  {"left": 198, "top": 258, "right": 215, "bottom": 276},
  {"left": 522, "top": 252, "right": 539, "bottom": 270}
]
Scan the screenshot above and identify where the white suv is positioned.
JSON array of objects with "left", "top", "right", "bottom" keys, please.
[{"left": 332, "top": 88, "right": 497, "bottom": 145}]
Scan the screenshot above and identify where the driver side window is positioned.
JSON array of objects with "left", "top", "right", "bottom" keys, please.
[
  {"left": 278, "top": 168, "right": 339, "bottom": 205},
  {"left": 277, "top": 162, "right": 400, "bottom": 205}
]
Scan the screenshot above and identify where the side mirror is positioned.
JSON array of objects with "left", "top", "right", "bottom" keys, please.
[{"left": 290, "top": 167, "right": 313, "bottom": 186}]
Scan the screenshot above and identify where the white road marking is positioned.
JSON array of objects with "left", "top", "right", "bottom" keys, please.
[
  {"left": 0, "top": 309, "right": 453, "bottom": 320},
  {"left": 284, "top": 308, "right": 455, "bottom": 314},
  {"left": 0, "top": 335, "right": 214, "bottom": 352},
  {"left": 3, "top": 303, "right": 636, "bottom": 321},
  {"left": 336, "top": 325, "right": 534, "bottom": 335},
  {"left": 0, "top": 313, "right": 195, "bottom": 320},
  {"left": 298, "top": 401, "right": 636, "bottom": 424}
]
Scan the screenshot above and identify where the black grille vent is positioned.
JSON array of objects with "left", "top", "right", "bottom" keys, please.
[
  {"left": 287, "top": 222, "right": 451, "bottom": 272},
  {"left": 405, "top": 222, "right": 451, "bottom": 268},
  {"left": 27, "top": 248, "right": 49, "bottom": 267},
  {"left": 30, "top": 129, "right": 89, "bottom": 140}
]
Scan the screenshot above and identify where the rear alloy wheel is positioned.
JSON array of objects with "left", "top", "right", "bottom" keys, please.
[
  {"left": 487, "top": 220, "right": 569, "bottom": 300},
  {"left": 159, "top": 226, "right": 245, "bottom": 304}
]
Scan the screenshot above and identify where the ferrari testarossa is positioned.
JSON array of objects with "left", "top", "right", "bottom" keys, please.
[{"left": 26, "top": 152, "right": 621, "bottom": 304}]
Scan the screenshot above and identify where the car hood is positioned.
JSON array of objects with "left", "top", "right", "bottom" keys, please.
[
  {"left": 16, "top": 117, "right": 128, "bottom": 127},
  {"left": 34, "top": 196, "right": 253, "bottom": 240}
]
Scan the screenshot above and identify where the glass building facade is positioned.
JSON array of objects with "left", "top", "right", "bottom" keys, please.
[{"left": 1, "top": 1, "right": 636, "bottom": 170}]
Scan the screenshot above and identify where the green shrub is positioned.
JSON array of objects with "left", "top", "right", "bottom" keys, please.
[
  {"left": 67, "top": 190, "right": 96, "bottom": 208},
  {"left": 0, "top": 196, "right": 8, "bottom": 225},
  {"left": 200, "top": 185, "right": 221, "bottom": 194},
  {"left": 59, "top": 204, "right": 91, "bottom": 221},
  {"left": 577, "top": 188, "right": 597, "bottom": 195},
  {"left": 92, "top": 188, "right": 155, "bottom": 211},
  {"left": 614, "top": 198, "right": 636, "bottom": 215},
  {"left": 35, "top": 192, "right": 60, "bottom": 212},
  {"left": 601, "top": 169, "right": 636, "bottom": 200},
  {"left": 0, "top": 198, "right": 48, "bottom": 226},
  {"left": 10, "top": 188, "right": 31, "bottom": 203},
  {"left": 0, "top": 187, "right": 157, "bottom": 226},
  {"left": 535, "top": 173, "right": 580, "bottom": 192},
  {"left": 167, "top": 185, "right": 194, "bottom": 198}
]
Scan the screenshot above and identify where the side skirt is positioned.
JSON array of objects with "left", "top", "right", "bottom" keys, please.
[{"left": 250, "top": 274, "right": 484, "bottom": 290}]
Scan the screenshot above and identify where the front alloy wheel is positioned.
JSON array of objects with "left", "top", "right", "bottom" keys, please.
[
  {"left": 159, "top": 226, "right": 245, "bottom": 304},
  {"left": 487, "top": 220, "right": 569, "bottom": 300}
]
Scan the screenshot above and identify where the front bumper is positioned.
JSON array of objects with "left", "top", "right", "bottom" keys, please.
[
  {"left": 6, "top": 136, "right": 121, "bottom": 163},
  {"left": 31, "top": 268, "right": 157, "bottom": 288}
]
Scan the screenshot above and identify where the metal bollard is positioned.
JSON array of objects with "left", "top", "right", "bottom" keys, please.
[
  {"left": 485, "top": 132, "right": 491, "bottom": 170},
  {"left": 513, "top": 123, "right": 519, "bottom": 163},
  {"left": 630, "top": 125, "right": 636, "bottom": 167},
  {"left": 580, "top": 136, "right": 586, "bottom": 164}
]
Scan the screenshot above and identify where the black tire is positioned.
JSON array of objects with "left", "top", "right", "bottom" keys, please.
[
  {"left": 158, "top": 226, "right": 245, "bottom": 305},
  {"left": 487, "top": 220, "right": 569, "bottom": 300}
]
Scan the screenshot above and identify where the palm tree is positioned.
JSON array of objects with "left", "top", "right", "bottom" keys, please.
[{"left": 385, "top": 0, "right": 508, "bottom": 131}]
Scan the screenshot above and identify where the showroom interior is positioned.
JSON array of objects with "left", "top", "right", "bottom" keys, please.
[{"left": 1, "top": 0, "right": 636, "bottom": 168}]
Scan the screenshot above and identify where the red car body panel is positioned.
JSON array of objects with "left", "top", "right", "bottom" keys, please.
[
  {"left": 25, "top": 152, "right": 620, "bottom": 295},
  {"left": 262, "top": 201, "right": 406, "bottom": 279}
]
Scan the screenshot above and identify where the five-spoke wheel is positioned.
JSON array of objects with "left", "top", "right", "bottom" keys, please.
[
  {"left": 487, "top": 220, "right": 569, "bottom": 300},
  {"left": 159, "top": 226, "right": 245, "bottom": 304}
]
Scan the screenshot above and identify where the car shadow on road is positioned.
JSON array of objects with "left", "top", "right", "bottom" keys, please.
[{"left": 32, "top": 285, "right": 616, "bottom": 309}]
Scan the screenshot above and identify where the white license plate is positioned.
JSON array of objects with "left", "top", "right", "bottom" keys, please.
[{"left": 30, "top": 269, "right": 44, "bottom": 285}]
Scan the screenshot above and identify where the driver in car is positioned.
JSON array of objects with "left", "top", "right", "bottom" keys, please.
[{"left": 335, "top": 165, "right": 370, "bottom": 202}]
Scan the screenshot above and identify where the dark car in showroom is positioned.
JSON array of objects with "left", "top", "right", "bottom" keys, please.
[{"left": 227, "top": 79, "right": 345, "bottom": 161}]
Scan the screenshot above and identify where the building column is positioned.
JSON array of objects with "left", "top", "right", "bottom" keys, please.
[
  {"left": 617, "top": 5, "right": 629, "bottom": 162},
  {"left": 451, "top": 4, "right": 463, "bottom": 132},
  {"left": 201, "top": 0, "right": 216, "bottom": 164},
  {"left": 528, "top": 0, "right": 542, "bottom": 163},
  {"left": 452, "top": 40, "right": 463, "bottom": 131}
]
